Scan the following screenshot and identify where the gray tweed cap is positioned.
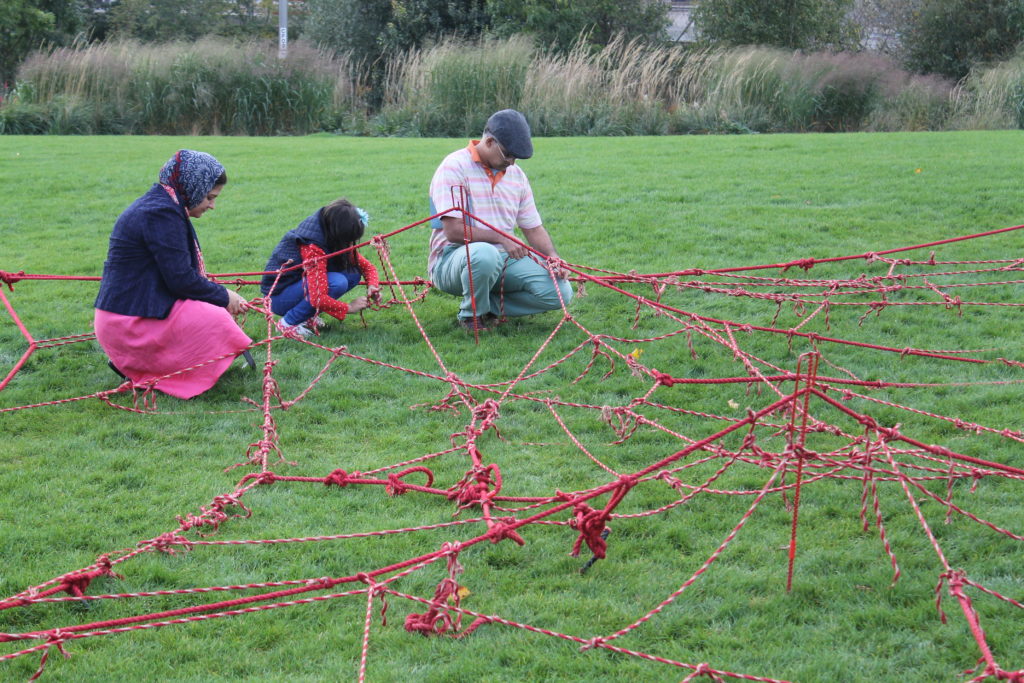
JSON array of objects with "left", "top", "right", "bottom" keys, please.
[{"left": 485, "top": 109, "right": 533, "bottom": 160}]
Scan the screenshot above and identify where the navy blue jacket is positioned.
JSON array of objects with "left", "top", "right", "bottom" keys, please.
[
  {"left": 94, "top": 184, "right": 228, "bottom": 319},
  {"left": 260, "top": 210, "right": 339, "bottom": 296}
]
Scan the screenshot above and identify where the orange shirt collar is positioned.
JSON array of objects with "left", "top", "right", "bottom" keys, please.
[{"left": 468, "top": 140, "right": 505, "bottom": 187}]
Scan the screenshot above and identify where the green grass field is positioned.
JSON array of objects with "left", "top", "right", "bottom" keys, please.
[{"left": 1, "top": 131, "right": 1024, "bottom": 682}]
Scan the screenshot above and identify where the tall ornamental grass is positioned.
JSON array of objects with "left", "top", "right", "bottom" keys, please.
[
  {"left": 376, "top": 39, "right": 961, "bottom": 137},
  {"left": 7, "top": 35, "right": 1024, "bottom": 136},
  {"left": 953, "top": 47, "right": 1024, "bottom": 130},
  {"left": 1, "top": 39, "right": 360, "bottom": 135},
  {"left": 377, "top": 37, "right": 533, "bottom": 136},
  {"left": 674, "top": 47, "right": 956, "bottom": 133}
]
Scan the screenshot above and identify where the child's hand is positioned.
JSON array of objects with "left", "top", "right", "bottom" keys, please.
[
  {"left": 367, "top": 285, "right": 382, "bottom": 304},
  {"left": 349, "top": 296, "right": 369, "bottom": 313}
]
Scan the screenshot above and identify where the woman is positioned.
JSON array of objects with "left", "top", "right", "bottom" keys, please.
[
  {"left": 260, "top": 198, "right": 379, "bottom": 338},
  {"left": 94, "top": 149, "right": 252, "bottom": 399}
]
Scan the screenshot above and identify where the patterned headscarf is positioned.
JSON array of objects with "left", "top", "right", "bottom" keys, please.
[{"left": 158, "top": 150, "right": 225, "bottom": 209}]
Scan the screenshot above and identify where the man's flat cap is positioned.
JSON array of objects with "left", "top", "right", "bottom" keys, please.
[{"left": 486, "top": 109, "right": 533, "bottom": 160}]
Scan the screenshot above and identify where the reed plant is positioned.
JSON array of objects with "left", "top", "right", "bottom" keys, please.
[
  {"left": 953, "top": 48, "right": 1024, "bottom": 130},
  {"left": 682, "top": 47, "right": 957, "bottom": 133},
  {"left": 7, "top": 35, "right": 1024, "bottom": 136},
  {"left": 378, "top": 36, "right": 534, "bottom": 136},
  {"left": 2, "top": 39, "right": 360, "bottom": 135}
]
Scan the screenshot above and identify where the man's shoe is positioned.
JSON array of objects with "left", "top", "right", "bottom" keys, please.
[{"left": 457, "top": 316, "right": 490, "bottom": 332}]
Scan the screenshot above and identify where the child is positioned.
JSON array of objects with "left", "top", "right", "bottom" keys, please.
[{"left": 261, "top": 198, "right": 380, "bottom": 337}]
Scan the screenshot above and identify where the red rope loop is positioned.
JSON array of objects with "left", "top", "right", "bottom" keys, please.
[{"left": 386, "top": 466, "right": 434, "bottom": 496}]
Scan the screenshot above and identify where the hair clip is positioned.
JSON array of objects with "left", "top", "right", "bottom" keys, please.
[{"left": 356, "top": 207, "right": 369, "bottom": 227}]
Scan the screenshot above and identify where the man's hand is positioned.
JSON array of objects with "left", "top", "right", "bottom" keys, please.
[
  {"left": 548, "top": 260, "right": 569, "bottom": 280},
  {"left": 501, "top": 236, "right": 529, "bottom": 260}
]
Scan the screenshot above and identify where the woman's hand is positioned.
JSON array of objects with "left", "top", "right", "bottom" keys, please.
[
  {"left": 348, "top": 295, "right": 369, "bottom": 313},
  {"left": 226, "top": 289, "right": 247, "bottom": 316}
]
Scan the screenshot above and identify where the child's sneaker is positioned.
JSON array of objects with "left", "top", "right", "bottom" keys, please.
[{"left": 277, "top": 319, "right": 313, "bottom": 339}]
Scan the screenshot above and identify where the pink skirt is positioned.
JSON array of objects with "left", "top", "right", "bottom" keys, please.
[{"left": 94, "top": 299, "right": 252, "bottom": 399}]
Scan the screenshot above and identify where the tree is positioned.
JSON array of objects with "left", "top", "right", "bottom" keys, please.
[
  {"left": 80, "top": 0, "right": 117, "bottom": 41},
  {"left": 110, "top": 0, "right": 230, "bottom": 42},
  {"left": 381, "top": 0, "right": 490, "bottom": 54},
  {"left": 304, "top": 0, "right": 392, "bottom": 60},
  {"left": 0, "top": 1, "right": 56, "bottom": 85},
  {"left": 848, "top": 0, "right": 922, "bottom": 55},
  {"left": 902, "top": 0, "right": 1024, "bottom": 80},
  {"left": 304, "top": 0, "right": 488, "bottom": 61},
  {"left": 486, "top": 0, "right": 670, "bottom": 53},
  {"left": 694, "top": 0, "right": 858, "bottom": 51}
]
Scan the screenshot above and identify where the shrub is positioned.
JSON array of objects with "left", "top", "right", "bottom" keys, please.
[{"left": 0, "top": 99, "right": 50, "bottom": 134}]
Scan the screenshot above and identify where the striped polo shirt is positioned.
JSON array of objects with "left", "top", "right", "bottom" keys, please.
[{"left": 427, "top": 141, "right": 542, "bottom": 276}]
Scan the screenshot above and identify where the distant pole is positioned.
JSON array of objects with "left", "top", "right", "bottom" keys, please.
[{"left": 278, "top": 0, "right": 288, "bottom": 59}]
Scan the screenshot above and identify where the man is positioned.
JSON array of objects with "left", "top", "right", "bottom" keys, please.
[{"left": 427, "top": 109, "right": 573, "bottom": 331}]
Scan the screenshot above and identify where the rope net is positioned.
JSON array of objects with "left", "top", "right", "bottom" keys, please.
[{"left": 1, "top": 213, "right": 1023, "bottom": 681}]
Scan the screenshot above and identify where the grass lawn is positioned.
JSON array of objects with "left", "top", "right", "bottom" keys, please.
[{"left": 1, "top": 131, "right": 1024, "bottom": 682}]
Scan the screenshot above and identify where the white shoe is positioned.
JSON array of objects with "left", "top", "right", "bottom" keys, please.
[{"left": 277, "top": 320, "right": 313, "bottom": 338}]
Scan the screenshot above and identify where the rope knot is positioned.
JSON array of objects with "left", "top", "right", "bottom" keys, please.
[
  {"left": 654, "top": 371, "right": 677, "bottom": 387},
  {"left": 656, "top": 470, "right": 683, "bottom": 489},
  {"left": 386, "top": 473, "right": 408, "bottom": 496},
  {"left": 0, "top": 270, "right": 25, "bottom": 290},
  {"left": 324, "top": 469, "right": 355, "bottom": 487},
  {"left": 683, "top": 662, "right": 726, "bottom": 682},
  {"left": 487, "top": 517, "right": 526, "bottom": 546},
  {"left": 569, "top": 504, "right": 608, "bottom": 559},
  {"left": 579, "top": 636, "right": 606, "bottom": 652},
  {"left": 148, "top": 532, "right": 192, "bottom": 554},
  {"left": 59, "top": 571, "right": 95, "bottom": 598},
  {"left": 782, "top": 258, "right": 815, "bottom": 272},
  {"left": 92, "top": 554, "right": 124, "bottom": 581},
  {"left": 471, "top": 399, "right": 501, "bottom": 431}
]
